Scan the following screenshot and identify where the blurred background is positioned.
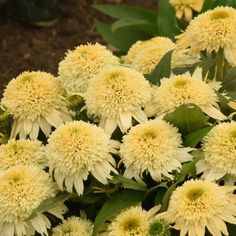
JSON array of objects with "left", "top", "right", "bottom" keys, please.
[{"left": 0, "top": 0, "right": 156, "bottom": 94}]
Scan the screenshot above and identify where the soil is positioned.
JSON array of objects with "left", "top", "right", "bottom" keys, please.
[{"left": 0, "top": 0, "right": 157, "bottom": 96}]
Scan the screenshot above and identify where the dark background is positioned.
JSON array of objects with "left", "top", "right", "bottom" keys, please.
[{"left": 0, "top": 0, "right": 156, "bottom": 94}]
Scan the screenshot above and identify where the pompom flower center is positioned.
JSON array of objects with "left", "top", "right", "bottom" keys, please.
[
  {"left": 186, "top": 188, "right": 205, "bottom": 201},
  {"left": 211, "top": 9, "right": 229, "bottom": 20},
  {"left": 122, "top": 219, "right": 140, "bottom": 231}
]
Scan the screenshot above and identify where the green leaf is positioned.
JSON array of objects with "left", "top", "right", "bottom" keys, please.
[
  {"left": 160, "top": 183, "right": 177, "bottom": 212},
  {"left": 176, "top": 155, "right": 201, "bottom": 183},
  {"left": 143, "top": 183, "right": 167, "bottom": 203},
  {"left": 95, "top": 20, "right": 149, "bottom": 52},
  {"left": 146, "top": 50, "right": 173, "bottom": 85},
  {"left": 154, "top": 187, "right": 168, "bottom": 205},
  {"left": 202, "top": 0, "right": 236, "bottom": 10},
  {"left": 92, "top": 190, "right": 144, "bottom": 236},
  {"left": 228, "top": 223, "right": 236, "bottom": 235},
  {"left": 221, "top": 67, "right": 236, "bottom": 92},
  {"left": 28, "top": 192, "right": 72, "bottom": 220},
  {"left": 157, "top": 0, "right": 180, "bottom": 39},
  {"left": 202, "top": 0, "right": 217, "bottom": 11},
  {"left": 111, "top": 17, "right": 157, "bottom": 35},
  {"left": 227, "top": 92, "right": 236, "bottom": 100},
  {"left": 110, "top": 175, "right": 147, "bottom": 191},
  {"left": 92, "top": 4, "right": 156, "bottom": 22},
  {"left": 164, "top": 104, "right": 208, "bottom": 135},
  {"left": 183, "top": 126, "right": 213, "bottom": 147}
]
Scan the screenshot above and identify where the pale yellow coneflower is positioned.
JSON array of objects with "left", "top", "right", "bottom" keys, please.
[
  {"left": 177, "top": 7, "right": 236, "bottom": 66},
  {"left": 0, "top": 166, "right": 67, "bottom": 236},
  {"left": 158, "top": 179, "right": 236, "bottom": 236},
  {"left": 108, "top": 206, "right": 159, "bottom": 236},
  {"left": 123, "top": 37, "right": 198, "bottom": 75},
  {"left": 196, "top": 122, "right": 236, "bottom": 181},
  {"left": 120, "top": 119, "right": 193, "bottom": 182},
  {"left": 0, "top": 139, "right": 46, "bottom": 171},
  {"left": 85, "top": 66, "right": 151, "bottom": 134},
  {"left": 1, "top": 71, "right": 72, "bottom": 140},
  {"left": 145, "top": 68, "right": 226, "bottom": 120},
  {"left": 52, "top": 216, "right": 93, "bottom": 236},
  {"left": 170, "top": 0, "right": 204, "bottom": 21},
  {"left": 46, "top": 121, "right": 119, "bottom": 195},
  {"left": 58, "top": 43, "right": 119, "bottom": 94}
]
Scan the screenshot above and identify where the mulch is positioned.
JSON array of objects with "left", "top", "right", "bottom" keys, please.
[{"left": 0, "top": 0, "right": 157, "bottom": 96}]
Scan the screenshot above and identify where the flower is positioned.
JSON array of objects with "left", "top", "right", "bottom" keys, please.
[
  {"left": 196, "top": 122, "right": 236, "bottom": 181},
  {"left": 170, "top": 0, "right": 204, "bottom": 21},
  {"left": 58, "top": 43, "right": 119, "bottom": 94},
  {"left": 85, "top": 66, "right": 151, "bottom": 134},
  {"left": 145, "top": 68, "right": 226, "bottom": 120},
  {"left": 52, "top": 216, "right": 93, "bottom": 236},
  {"left": 0, "top": 166, "right": 67, "bottom": 236},
  {"left": 177, "top": 7, "right": 236, "bottom": 66},
  {"left": 108, "top": 206, "right": 159, "bottom": 236},
  {"left": 123, "top": 37, "right": 198, "bottom": 75},
  {"left": 148, "top": 219, "right": 171, "bottom": 236},
  {"left": 123, "top": 37, "right": 175, "bottom": 65},
  {"left": 158, "top": 179, "right": 236, "bottom": 236},
  {"left": 0, "top": 139, "right": 46, "bottom": 171},
  {"left": 1, "top": 71, "right": 72, "bottom": 140},
  {"left": 120, "top": 119, "right": 193, "bottom": 182},
  {"left": 46, "top": 121, "right": 119, "bottom": 195}
]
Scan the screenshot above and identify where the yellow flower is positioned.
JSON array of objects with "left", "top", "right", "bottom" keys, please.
[
  {"left": 85, "top": 66, "right": 151, "bottom": 134},
  {"left": 46, "top": 121, "right": 119, "bottom": 195},
  {"left": 0, "top": 166, "right": 67, "bottom": 236},
  {"left": 158, "top": 179, "right": 236, "bottom": 236},
  {"left": 170, "top": 0, "right": 204, "bottom": 21},
  {"left": 52, "top": 216, "right": 93, "bottom": 236},
  {"left": 145, "top": 68, "right": 226, "bottom": 120},
  {"left": 120, "top": 119, "right": 193, "bottom": 182},
  {"left": 196, "top": 122, "right": 236, "bottom": 181},
  {"left": 123, "top": 37, "right": 198, "bottom": 75},
  {"left": 58, "top": 43, "right": 119, "bottom": 94},
  {"left": 108, "top": 206, "right": 159, "bottom": 236},
  {"left": 123, "top": 37, "right": 175, "bottom": 65},
  {"left": 1, "top": 71, "right": 72, "bottom": 140},
  {"left": 177, "top": 7, "right": 236, "bottom": 66},
  {"left": 0, "top": 139, "right": 46, "bottom": 171}
]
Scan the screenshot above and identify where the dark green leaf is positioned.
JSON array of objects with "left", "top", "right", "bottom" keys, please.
[
  {"left": 228, "top": 92, "right": 236, "bottom": 100},
  {"left": 92, "top": 190, "right": 144, "bottom": 236},
  {"left": 92, "top": 4, "right": 156, "bottom": 22},
  {"left": 28, "top": 192, "right": 73, "bottom": 220},
  {"left": 221, "top": 67, "right": 236, "bottom": 92},
  {"left": 157, "top": 0, "right": 180, "bottom": 39},
  {"left": 95, "top": 20, "right": 149, "bottom": 52},
  {"left": 202, "top": 0, "right": 217, "bottom": 11},
  {"left": 154, "top": 187, "right": 168, "bottom": 205},
  {"left": 143, "top": 183, "right": 167, "bottom": 203},
  {"left": 110, "top": 175, "right": 147, "bottom": 191},
  {"left": 160, "top": 183, "right": 177, "bottom": 212},
  {"left": 176, "top": 156, "right": 201, "bottom": 183},
  {"left": 146, "top": 50, "right": 173, "bottom": 85},
  {"left": 183, "top": 126, "right": 213, "bottom": 147},
  {"left": 164, "top": 104, "right": 208, "bottom": 135},
  {"left": 228, "top": 223, "right": 236, "bottom": 235},
  {"left": 111, "top": 17, "right": 157, "bottom": 35}
]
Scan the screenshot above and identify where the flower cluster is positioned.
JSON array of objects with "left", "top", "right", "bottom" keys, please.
[{"left": 1, "top": 5, "right": 236, "bottom": 236}]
